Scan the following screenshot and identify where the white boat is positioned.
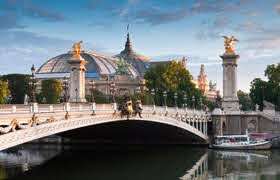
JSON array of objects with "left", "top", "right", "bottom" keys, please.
[{"left": 211, "top": 130, "right": 272, "bottom": 150}]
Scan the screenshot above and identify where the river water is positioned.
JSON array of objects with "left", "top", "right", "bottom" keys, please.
[{"left": 0, "top": 137, "right": 280, "bottom": 180}]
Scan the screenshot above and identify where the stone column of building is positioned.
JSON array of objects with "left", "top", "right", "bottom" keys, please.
[
  {"left": 220, "top": 53, "right": 240, "bottom": 111},
  {"left": 68, "top": 41, "right": 87, "bottom": 103}
]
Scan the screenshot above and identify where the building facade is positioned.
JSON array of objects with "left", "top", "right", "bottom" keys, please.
[{"left": 35, "top": 32, "right": 218, "bottom": 100}]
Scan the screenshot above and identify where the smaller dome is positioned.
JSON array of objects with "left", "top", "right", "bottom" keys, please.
[{"left": 114, "top": 33, "right": 150, "bottom": 77}]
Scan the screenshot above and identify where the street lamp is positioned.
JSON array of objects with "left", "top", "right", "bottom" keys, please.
[
  {"left": 174, "top": 92, "right": 178, "bottom": 108},
  {"left": 163, "top": 91, "right": 167, "bottom": 107},
  {"left": 30, "top": 64, "right": 36, "bottom": 103},
  {"left": 163, "top": 90, "right": 168, "bottom": 116},
  {"left": 151, "top": 88, "right": 155, "bottom": 105},
  {"left": 90, "top": 80, "right": 96, "bottom": 103},
  {"left": 192, "top": 96, "right": 196, "bottom": 109},
  {"left": 199, "top": 97, "right": 203, "bottom": 110},
  {"left": 75, "top": 88, "right": 78, "bottom": 103},
  {"left": 139, "top": 79, "right": 146, "bottom": 93},
  {"left": 151, "top": 88, "right": 156, "bottom": 114},
  {"left": 110, "top": 81, "right": 116, "bottom": 103},
  {"left": 183, "top": 92, "right": 187, "bottom": 108},
  {"left": 63, "top": 76, "right": 68, "bottom": 103}
]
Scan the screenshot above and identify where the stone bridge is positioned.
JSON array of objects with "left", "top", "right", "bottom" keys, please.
[{"left": 0, "top": 103, "right": 210, "bottom": 151}]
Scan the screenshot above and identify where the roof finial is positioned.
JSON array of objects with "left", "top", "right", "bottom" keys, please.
[
  {"left": 124, "top": 24, "right": 133, "bottom": 53},
  {"left": 127, "top": 24, "right": 130, "bottom": 33}
]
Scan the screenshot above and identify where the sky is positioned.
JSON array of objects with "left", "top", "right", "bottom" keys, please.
[{"left": 0, "top": 0, "right": 279, "bottom": 92}]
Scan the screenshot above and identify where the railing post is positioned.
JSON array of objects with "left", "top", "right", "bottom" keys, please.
[
  {"left": 165, "top": 106, "right": 168, "bottom": 116},
  {"left": 12, "top": 105, "right": 16, "bottom": 113},
  {"left": 112, "top": 102, "right": 117, "bottom": 114},
  {"left": 64, "top": 102, "right": 71, "bottom": 112},
  {"left": 30, "top": 103, "right": 38, "bottom": 113},
  {"left": 153, "top": 105, "right": 156, "bottom": 114},
  {"left": 91, "top": 102, "right": 96, "bottom": 115},
  {"left": 79, "top": 104, "right": 82, "bottom": 111},
  {"left": 49, "top": 105, "right": 54, "bottom": 112}
]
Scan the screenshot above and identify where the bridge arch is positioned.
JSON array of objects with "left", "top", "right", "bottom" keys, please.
[{"left": 0, "top": 114, "right": 208, "bottom": 151}]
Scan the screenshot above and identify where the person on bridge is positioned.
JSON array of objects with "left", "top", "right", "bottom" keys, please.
[{"left": 135, "top": 100, "right": 143, "bottom": 118}]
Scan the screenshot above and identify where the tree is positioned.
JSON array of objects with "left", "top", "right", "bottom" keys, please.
[
  {"left": 265, "top": 63, "right": 280, "bottom": 110},
  {"left": 0, "top": 74, "right": 30, "bottom": 104},
  {"left": 265, "top": 63, "right": 280, "bottom": 84},
  {"left": 238, "top": 90, "right": 254, "bottom": 111},
  {"left": 249, "top": 63, "right": 280, "bottom": 111},
  {"left": 0, "top": 80, "right": 10, "bottom": 104},
  {"left": 249, "top": 78, "right": 267, "bottom": 111},
  {"left": 41, "top": 79, "right": 62, "bottom": 104},
  {"left": 144, "top": 60, "right": 205, "bottom": 108}
]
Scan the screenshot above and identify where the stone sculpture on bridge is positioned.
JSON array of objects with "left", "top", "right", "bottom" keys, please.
[
  {"left": 72, "top": 41, "right": 83, "bottom": 58},
  {"left": 222, "top": 35, "right": 238, "bottom": 55}
]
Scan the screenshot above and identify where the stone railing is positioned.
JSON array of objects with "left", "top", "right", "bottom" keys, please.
[{"left": 0, "top": 103, "right": 210, "bottom": 142}]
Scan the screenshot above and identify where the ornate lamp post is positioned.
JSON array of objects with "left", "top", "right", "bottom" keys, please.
[
  {"left": 192, "top": 95, "right": 196, "bottom": 109},
  {"left": 183, "top": 92, "right": 187, "bottom": 108},
  {"left": 139, "top": 79, "right": 146, "bottom": 93},
  {"left": 174, "top": 92, "right": 178, "bottom": 108},
  {"left": 63, "top": 76, "right": 68, "bottom": 103},
  {"left": 90, "top": 80, "right": 96, "bottom": 115},
  {"left": 151, "top": 88, "right": 156, "bottom": 114},
  {"left": 30, "top": 64, "right": 36, "bottom": 103},
  {"left": 163, "top": 90, "right": 168, "bottom": 116},
  {"left": 75, "top": 88, "right": 78, "bottom": 103},
  {"left": 110, "top": 81, "right": 116, "bottom": 103},
  {"left": 110, "top": 81, "right": 117, "bottom": 113},
  {"left": 90, "top": 80, "right": 96, "bottom": 103},
  {"left": 151, "top": 88, "right": 155, "bottom": 105},
  {"left": 163, "top": 91, "right": 167, "bottom": 107}
]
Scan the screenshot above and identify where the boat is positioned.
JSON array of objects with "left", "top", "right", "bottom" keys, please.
[{"left": 211, "top": 130, "right": 272, "bottom": 150}]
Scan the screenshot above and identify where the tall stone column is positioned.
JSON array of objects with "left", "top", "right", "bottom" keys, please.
[
  {"left": 68, "top": 49, "right": 87, "bottom": 103},
  {"left": 220, "top": 53, "right": 239, "bottom": 111}
]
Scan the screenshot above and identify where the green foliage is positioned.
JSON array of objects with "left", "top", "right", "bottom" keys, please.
[
  {"left": 0, "top": 74, "right": 30, "bottom": 104},
  {"left": 0, "top": 80, "right": 10, "bottom": 104},
  {"left": 86, "top": 89, "right": 109, "bottom": 103},
  {"left": 41, "top": 79, "right": 63, "bottom": 104},
  {"left": 238, "top": 90, "right": 254, "bottom": 111},
  {"left": 265, "top": 64, "right": 280, "bottom": 84},
  {"left": 249, "top": 63, "right": 280, "bottom": 111},
  {"left": 144, "top": 60, "right": 206, "bottom": 109}
]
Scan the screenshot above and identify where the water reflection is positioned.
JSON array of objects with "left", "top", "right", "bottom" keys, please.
[
  {"left": 209, "top": 150, "right": 280, "bottom": 179},
  {"left": 180, "top": 152, "right": 208, "bottom": 180},
  {"left": 0, "top": 137, "right": 280, "bottom": 180},
  {"left": 0, "top": 141, "right": 62, "bottom": 179}
]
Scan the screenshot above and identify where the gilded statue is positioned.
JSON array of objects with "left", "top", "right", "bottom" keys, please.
[
  {"left": 222, "top": 36, "right": 238, "bottom": 54},
  {"left": 72, "top": 41, "right": 83, "bottom": 57}
]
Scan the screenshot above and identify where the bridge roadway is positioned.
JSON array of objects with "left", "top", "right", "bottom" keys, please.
[{"left": 0, "top": 103, "right": 210, "bottom": 151}]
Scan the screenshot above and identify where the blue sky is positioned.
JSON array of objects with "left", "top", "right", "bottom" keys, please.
[{"left": 0, "top": 0, "right": 279, "bottom": 92}]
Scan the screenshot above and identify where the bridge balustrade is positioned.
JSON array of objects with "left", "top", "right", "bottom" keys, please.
[{"left": 0, "top": 103, "right": 210, "bottom": 150}]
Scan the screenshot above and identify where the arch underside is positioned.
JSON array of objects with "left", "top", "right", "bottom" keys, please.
[
  {"left": 0, "top": 116, "right": 208, "bottom": 151},
  {"left": 60, "top": 120, "right": 207, "bottom": 144}
]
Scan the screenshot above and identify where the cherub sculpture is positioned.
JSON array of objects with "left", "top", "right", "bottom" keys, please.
[
  {"left": 222, "top": 36, "right": 238, "bottom": 54},
  {"left": 72, "top": 41, "right": 83, "bottom": 57}
]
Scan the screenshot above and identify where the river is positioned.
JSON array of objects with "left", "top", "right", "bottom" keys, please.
[{"left": 0, "top": 137, "right": 280, "bottom": 179}]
